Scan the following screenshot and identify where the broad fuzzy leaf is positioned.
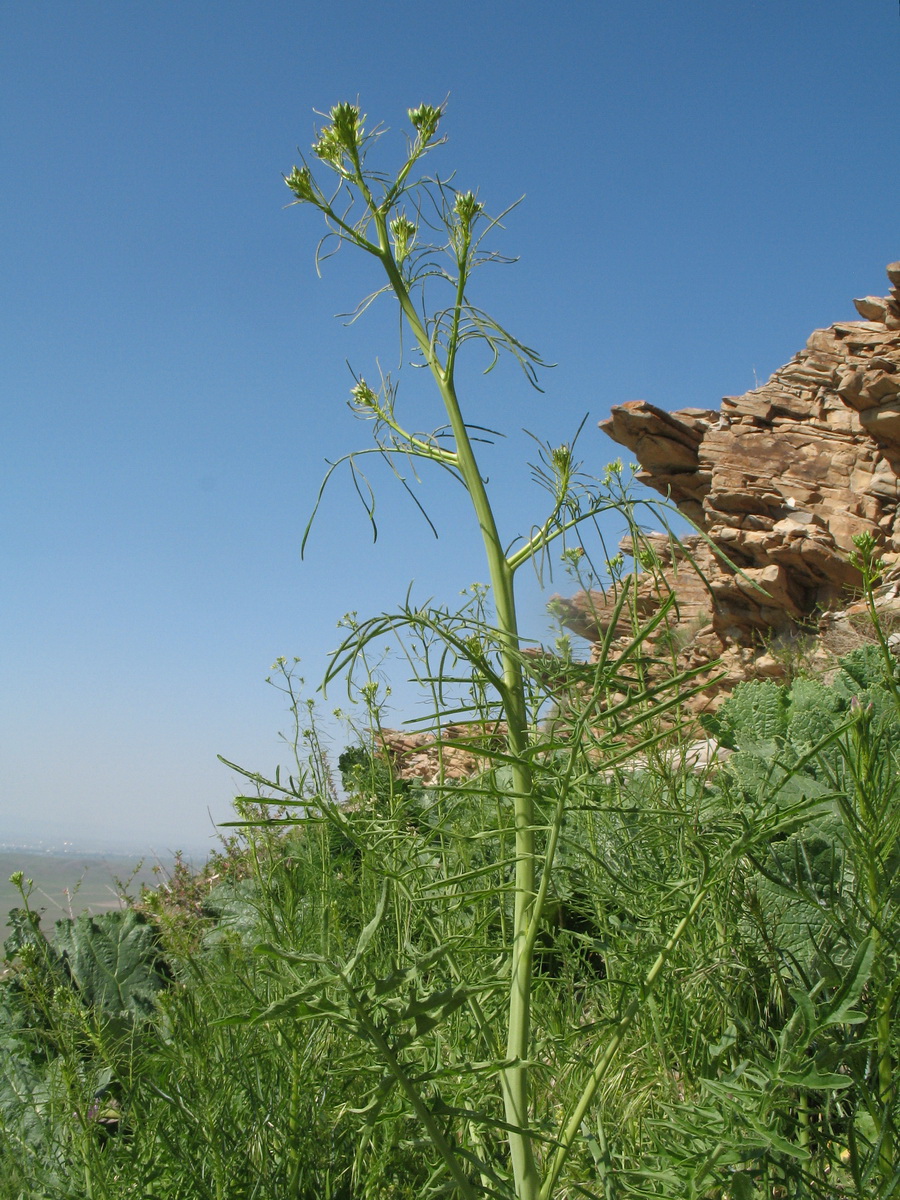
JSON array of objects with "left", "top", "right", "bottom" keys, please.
[{"left": 53, "top": 909, "right": 167, "bottom": 1019}]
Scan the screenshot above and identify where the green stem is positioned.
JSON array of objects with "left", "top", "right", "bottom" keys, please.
[
  {"left": 374, "top": 218, "right": 540, "bottom": 1198},
  {"left": 798, "top": 1090, "right": 810, "bottom": 1156},
  {"left": 868, "top": 906, "right": 895, "bottom": 1181},
  {"left": 345, "top": 979, "right": 480, "bottom": 1200},
  {"left": 289, "top": 1043, "right": 302, "bottom": 1194}
]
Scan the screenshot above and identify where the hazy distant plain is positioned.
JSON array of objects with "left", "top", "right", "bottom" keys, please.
[{"left": 0, "top": 851, "right": 180, "bottom": 939}]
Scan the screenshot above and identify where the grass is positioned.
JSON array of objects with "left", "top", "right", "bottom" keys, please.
[{"left": 3, "top": 643, "right": 899, "bottom": 1197}]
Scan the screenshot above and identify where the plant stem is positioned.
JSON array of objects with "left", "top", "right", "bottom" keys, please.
[
  {"left": 345, "top": 974, "right": 481, "bottom": 1200},
  {"left": 374, "top": 219, "right": 540, "bottom": 1198}
]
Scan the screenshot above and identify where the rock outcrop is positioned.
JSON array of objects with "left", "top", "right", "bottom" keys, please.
[
  {"left": 554, "top": 262, "right": 900, "bottom": 709},
  {"left": 375, "top": 723, "right": 503, "bottom": 787},
  {"left": 380, "top": 264, "right": 900, "bottom": 777}
]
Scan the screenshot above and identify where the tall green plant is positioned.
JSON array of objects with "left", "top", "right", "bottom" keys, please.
[
  {"left": 221, "top": 101, "right": 785, "bottom": 1199},
  {"left": 291, "top": 102, "right": 595, "bottom": 1197}
]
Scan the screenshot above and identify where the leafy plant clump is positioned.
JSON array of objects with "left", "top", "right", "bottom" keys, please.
[{"left": 5, "top": 635, "right": 899, "bottom": 1197}]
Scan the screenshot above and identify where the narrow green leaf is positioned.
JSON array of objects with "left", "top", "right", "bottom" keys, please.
[
  {"left": 343, "top": 882, "right": 389, "bottom": 976},
  {"left": 777, "top": 1066, "right": 852, "bottom": 1090},
  {"left": 818, "top": 936, "right": 875, "bottom": 1028}
]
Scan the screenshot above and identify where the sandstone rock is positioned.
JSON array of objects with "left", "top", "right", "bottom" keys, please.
[
  {"left": 752, "top": 653, "right": 786, "bottom": 678},
  {"left": 861, "top": 400, "right": 900, "bottom": 442},
  {"left": 854, "top": 296, "right": 889, "bottom": 322},
  {"left": 376, "top": 721, "right": 504, "bottom": 786},
  {"left": 580, "top": 262, "right": 900, "bottom": 705}
]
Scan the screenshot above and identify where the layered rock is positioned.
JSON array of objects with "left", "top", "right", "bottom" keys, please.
[
  {"left": 375, "top": 722, "right": 503, "bottom": 787},
  {"left": 558, "top": 262, "right": 900, "bottom": 708}
]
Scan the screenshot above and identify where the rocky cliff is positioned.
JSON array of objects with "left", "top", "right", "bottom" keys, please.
[{"left": 555, "top": 261, "right": 900, "bottom": 708}]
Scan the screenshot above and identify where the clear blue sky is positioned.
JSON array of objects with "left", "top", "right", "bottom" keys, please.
[{"left": 2, "top": 1, "right": 897, "bottom": 852}]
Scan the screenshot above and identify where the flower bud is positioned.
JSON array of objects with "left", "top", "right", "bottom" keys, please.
[
  {"left": 350, "top": 379, "right": 378, "bottom": 411},
  {"left": 389, "top": 215, "right": 417, "bottom": 263},
  {"left": 551, "top": 445, "right": 572, "bottom": 477},
  {"left": 327, "top": 102, "right": 364, "bottom": 151},
  {"left": 284, "top": 166, "right": 314, "bottom": 203},
  {"left": 408, "top": 104, "right": 441, "bottom": 144},
  {"left": 454, "top": 191, "right": 483, "bottom": 230}
]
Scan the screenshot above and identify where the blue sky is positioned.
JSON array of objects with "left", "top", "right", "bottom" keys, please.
[{"left": 2, "top": 1, "right": 898, "bottom": 852}]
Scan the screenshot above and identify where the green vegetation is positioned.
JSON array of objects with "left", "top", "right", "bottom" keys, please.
[
  {"left": 2, "top": 107, "right": 899, "bottom": 1197},
  {"left": 4, "top": 640, "right": 900, "bottom": 1197}
]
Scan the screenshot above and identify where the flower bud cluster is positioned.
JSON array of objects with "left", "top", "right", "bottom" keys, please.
[
  {"left": 348, "top": 381, "right": 376, "bottom": 410},
  {"left": 389, "top": 215, "right": 418, "bottom": 263},
  {"left": 454, "top": 191, "right": 483, "bottom": 231},
  {"left": 408, "top": 104, "right": 442, "bottom": 145},
  {"left": 550, "top": 444, "right": 573, "bottom": 478},
  {"left": 850, "top": 530, "right": 886, "bottom": 584},
  {"left": 313, "top": 103, "right": 365, "bottom": 173},
  {"left": 284, "top": 165, "right": 315, "bottom": 204}
]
